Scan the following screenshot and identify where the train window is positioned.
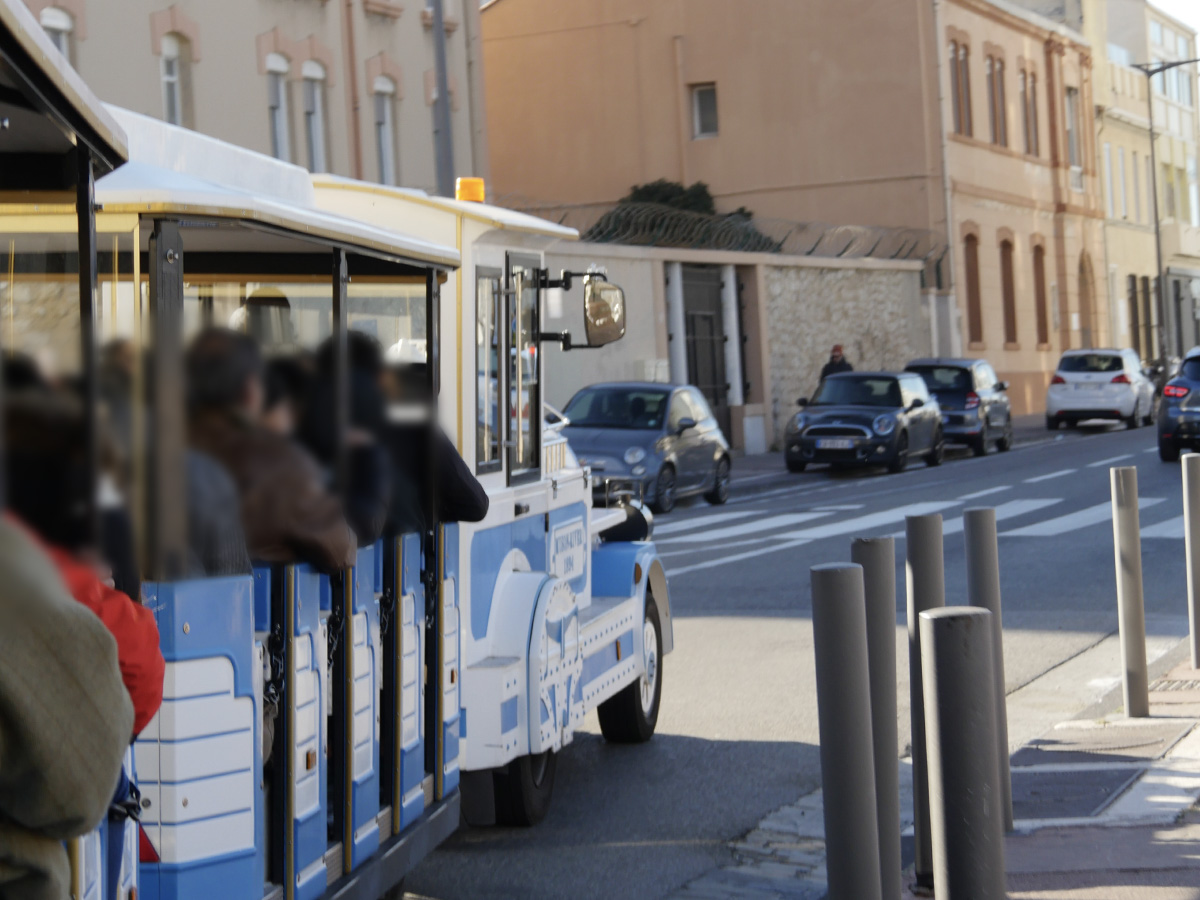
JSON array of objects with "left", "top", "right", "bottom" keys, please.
[
  {"left": 507, "top": 256, "right": 540, "bottom": 481},
  {"left": 476, "top": 269, "right": 502, "bottom": 473}
]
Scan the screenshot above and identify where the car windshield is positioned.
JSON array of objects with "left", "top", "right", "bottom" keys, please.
[
  {"left": 1058, "top": 354, "right": 1123, "bottom": 373},
  {"left": 908, "top": 366, "right": 971, "bottom": 393},
  {"left": 812, "top": 376, "right": 902, "bottom": 408},
  {"left": 563, "top": 387, "right": 670, "bottom": 429}
]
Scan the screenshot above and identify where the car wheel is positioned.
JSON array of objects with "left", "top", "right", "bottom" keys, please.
[
  {"left": 1045, "top": 415, "right": 1060, "bottom": 431},
  {"left": 651, "top": 465, "right": 676, "bottom": 514},
  {"left": 887, "top": 433, "right": 909, "bottom": 474},
  {"left": 972, "top": 421, "right": 989, "bottom": 457},
  {"left": 1124, "top": 401, "right": 1139, "bottom": 430},
  {"left": 598, "top": 594, "right": 663, "bottom": 743},
  {"left": 786, "top": 458, "right": 808, "bottom": 473},
  {"left": 704, "top": 457, "right": 730, "bottom": 505},
  {"left": 997, "top": 416, "right": 1014, "bottom": 452},
  {"left": 925, "top": 429, "right": 945, "bottom": 467},
  {"left": 1160, "top": 438, "right": 1182, "bottom": 462},
  {"left": 1143, "top": 396, "right": 1157, "bottom": 427}
]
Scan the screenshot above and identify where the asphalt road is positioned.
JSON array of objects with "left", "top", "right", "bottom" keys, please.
[{"left": 405, "top": 422, "right": 1192, "bottom": 900}]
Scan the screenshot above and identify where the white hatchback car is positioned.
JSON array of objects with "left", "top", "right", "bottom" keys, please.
[{"left": 1046, "top": 348, "right": 1157, "bottom": 430}]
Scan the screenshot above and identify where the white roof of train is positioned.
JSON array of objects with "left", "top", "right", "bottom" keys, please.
[{"left": 94, "top": 109, "right": 460, "bottom": 269}]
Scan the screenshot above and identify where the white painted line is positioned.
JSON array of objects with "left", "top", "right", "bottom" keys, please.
[
  {"left": 1142, "top": 515, "right": 1184, "bottom": 539},
  {"left": 890, "top": 498, "right": 1062, "bottom": 539},
  {"left": 654, "top": 511, "right": 757, "bottom": 537},
  {"left": 1003, "top": 497, "right": 1164, "bottom": 537},
  {"left": 667, "top": 537, "right": 813, "bottom": 577},
  {"left": 656, "top": 533, "right": 792, "bottom": 558},
  {"left": 662, "top": 511, "right": 834, "bottom": 544},
  {"left": 812, "top": 504, "right": 866, "bottom": 511},
  {"left": 731, "top": 472, "right": 787, "bottom": 486},
  {"left": 773, "top": 500, "right": 963, "bottom": 542},
  {"left": 1087, "top": 454, "right": 1134, "bottom": 468},
  {"left": 1145, "top": 447, "right": 1160, "bottom": 453},
  {"left": 959, "top": 485, "right": 1011, "bottom": 500},
  {"left": 1024, "top": 469, "right": 1077, "bottom": 484}
]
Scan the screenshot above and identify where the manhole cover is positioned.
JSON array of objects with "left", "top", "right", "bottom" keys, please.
[
  {"left": 1010, "top": 722, "right": 1190, "bottom": 766},
  {"left": 1012, "top": 768, "right": 1141, "bottom": 819}
]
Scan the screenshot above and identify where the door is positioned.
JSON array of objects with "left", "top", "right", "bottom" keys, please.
[
  {"left": 667, "top": 390, "right": 704, "bottom": 489},
  {"left": 902, "top": 376, "right": 935, "bottom": 450},
  {"left": 681, "top": 265, "right": 730, "bottom": 436}
]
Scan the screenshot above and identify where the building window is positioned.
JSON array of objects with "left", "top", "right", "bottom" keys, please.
[
  {"left": 1065, "top": 87, "right": 1082, "bottom": 189},
  {"left": 950, "top": 41, "right": 972, "bottom": 137},
  {"left": 1104, "top": 143, "right": 1114, "bottom": 217},
  {"left": 1148, "top": 155, "right": 1155, "bottom": 222},
  {"left": 1000, "top": 239, "right": 1017, "bottom": 344},
  {"left": 1166, "top": 163, "right": 1177, "bottom": 218},
  {"left": 160, "top": 34, "right": 189, "bottom": 127},
  {"left": 965, "top": 234, "right": 982, "bottom": 344},
  {"left": 266, "top": 53, "right": 291, "bottom": 163},
  {"left": 1151, "top": 21, "right": 1163, "bottom": 47},
  {"left": 1128, "top": 274, "right": 1141, "bottom": 357},
  {"left": 302, "top": 60, "right": 328, "bottom": 173},
  {"left": 691, "top": 83, "right": 718, "bottom": 139},
  {"left": 1119, "top": 147, "right": 1128, "bottom": 219},
  {"left": 1020, "top": 70, "right": 1039, "bottom": 155},
  {"left": 1133, "top": 151, "right": 1142, "bottom": 222},
  {"left": 373, "top": 75, "right": 398, "bottom": 186},
  {"left": 986, "top": 56, "right": 1006, "bottom": 146},
  {"left": 1034, "top": 244, "right": 1049, "bottom": 346},
  {"left": 39, "top": 7, "right": 72, "bottom": 63}
]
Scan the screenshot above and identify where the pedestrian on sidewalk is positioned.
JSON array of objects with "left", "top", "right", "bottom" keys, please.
[{"left": 821, "top": 344, "right": 854, "bottom": 379}]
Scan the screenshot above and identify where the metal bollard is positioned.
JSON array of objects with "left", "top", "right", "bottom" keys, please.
[
  {"left": 1184, "top": 454, "right": 1200, "bottom": 669},
  {"left": 1111, "top": 466, "right": 1150, "bottom": 718},
  {"left": 963, "top": 508, "right": 1013, "bottom": 832},
  {"left": 920, "top": 607, "right": 1007, "bottom": 900},
  {"left": 811, "top": 563, "right": 884, "bottom": 900},
  {"left": 906, "top": 513, "right": 945, "bottom": 890},
  {"left": 852, "top": 538, "right": 902, "bottom": 900}
]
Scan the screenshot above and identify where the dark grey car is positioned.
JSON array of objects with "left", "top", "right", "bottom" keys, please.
[
  {"left": 905, "top": 357, "right": 1013, "bottom": 456},
  {"left": 562, "top": 382, "right": 732, "bottom": 513}
]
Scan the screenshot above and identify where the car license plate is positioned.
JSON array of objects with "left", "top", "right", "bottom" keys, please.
[
  {"left": 1076, "top": 383, "right": 1102, "bottom": 391},
  {"left": 817, "top": 438, "right": 853, "bottom": 449}
]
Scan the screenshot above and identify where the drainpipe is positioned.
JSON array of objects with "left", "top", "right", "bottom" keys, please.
[
  {"left": 341, "top": 0, "right": 363, "bottom": 179},
  {"left": 932, "top": 0, "right": 960, "bottom": 356}
]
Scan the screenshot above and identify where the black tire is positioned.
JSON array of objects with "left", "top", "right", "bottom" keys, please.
[
  {"left": 1046, "top": 416, "right": 1060, "bottom": 431},
  {"left": 651, "top": 466, "right": 676, "bottom": 514},
  {"left": 1160, "top": 439, "right": 1182, "bottom": 462},
  {"left": 997, "top": 416, "right": 1014, "bottom": 452},
  {"left": 1125, "top": 411, "right": 1139, "bottom": 430},
  {"left": 972, "top": 421, "right": 989, "bottom": 457},
  {"left": 887, "top": 433, "right": 909, "bottom": 474},
  {"left": 598, "top": 594, "right": 663, "bottom": 744},
  {"left": 925, "top": 429, "right": 945, "bottom": 467},
  {"left": 786, "top": 458, "right": 807, "bottom": 473},
  {"left": 704, "top": 457, "right": 730, "bottom": 505},
  {"left": 1143, "top": 398, "right": 1156, "bottom": 427},
  {"left": 493, "top": 750, "right": 557, "bottom": 827}
]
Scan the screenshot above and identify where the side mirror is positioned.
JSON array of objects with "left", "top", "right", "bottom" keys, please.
[
  {"left": 583, "top": 277, "right": 626, "bottom": 347},
  {"left": 909, "top": 398, "right": 925, "bottom": 410},
  {"left": 797, "top": 397, "right": 809, "bottom": 407},
  {"left": 996, "top": 380, "right": 1009, "bottom": 391},
  {"left": 675, "top": 416, "right": 697, "bottom": 435}
]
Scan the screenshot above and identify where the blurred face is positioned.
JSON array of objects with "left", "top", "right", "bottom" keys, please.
[
  {"left": 831, "top": 349, "right": 843, "bottom": 362},
  {"left": 261, "top": 399, "right": 294, "bottom": 436},
  {"left": 242, "top": 374, "right": 266, "bottom": 420}
]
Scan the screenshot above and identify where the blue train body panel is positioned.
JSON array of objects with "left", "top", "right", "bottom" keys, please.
[
  {"left": 345, "top": 544, "right": 382, "bottom": 869},
  {"left": 440, "top": 525, "right": 461, "bottom": 796},
  {"left": 396, "top": 533, "right": 425, "bottom": 830},
  {"left": 290, "top": 565, "right": 328, "bottom": 900}
]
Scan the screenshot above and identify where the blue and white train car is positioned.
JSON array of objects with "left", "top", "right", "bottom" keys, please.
[{"left": 313, "top": 177, "right": 674, "bottom": 824}]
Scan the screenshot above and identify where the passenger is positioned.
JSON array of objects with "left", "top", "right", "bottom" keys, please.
[
  {"left": 263, "top": 356, "right": 313, "bottom": 437},
  {"left": 0, "top": 517, "right": 133, "bottom": 900},
  {"left": 298, "top": 332, "right": 392, "bottom": 547},
  {"left": 185, "top": 327, "right": 356, "bottom": 573},
  {"left": 186, "top": 449, "right": 253, "bottom": 577}
]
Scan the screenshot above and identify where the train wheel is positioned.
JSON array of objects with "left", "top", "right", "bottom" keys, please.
[{"left": 495, "top": 750, "right": 557, "bottom": 827}]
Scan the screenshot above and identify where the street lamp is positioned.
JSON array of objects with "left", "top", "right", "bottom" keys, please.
[{"left": 1134, "top": 57, "right": 1200, "bottom": 367}]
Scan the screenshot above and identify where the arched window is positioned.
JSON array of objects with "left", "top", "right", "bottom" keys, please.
[
  {"left": 1000, "top": 239, "right": 1017, "bottom": 344},
  {"left": 266, "top": 53, "right": 291, "bottom": 162},
  {"left": 160, "top": 33, "right": 192, "bottom": 127},
  {"left": 40, "top": 7, "right": 73, "bottom": 63},
  {"left": 302, "top": 60, "right": 328, "bottom": 174},
  {"left": 373, "top": 75, "right": 398, "bottom": 186},
  {"left": 1034, "top": 244, "right": 1049, "bottom": 346},
  {"left": 965, "top": 234, "right": 983, "bottom": 343}
]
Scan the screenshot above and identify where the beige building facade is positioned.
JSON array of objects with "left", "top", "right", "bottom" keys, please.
[
  {"left": 22, "top": 0, "right": 490, "bottom": 194},
  {"left": 482, "top": 0, "right": 1112, "bottom": 415}
]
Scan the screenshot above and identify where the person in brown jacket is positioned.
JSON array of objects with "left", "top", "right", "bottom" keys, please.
[{"left": 185, "top": 327, "right": 356, "bottom": 574}]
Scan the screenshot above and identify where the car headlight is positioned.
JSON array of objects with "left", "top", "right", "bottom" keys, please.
[
  {"left": 624, "top": 447, "right": 646, "bottom": 465},
  {"left": 787, "top": 414, "right": 806, "bottom": 434},
  {"left": 873, "top": 415, "right": 896, "bottom": 436}
]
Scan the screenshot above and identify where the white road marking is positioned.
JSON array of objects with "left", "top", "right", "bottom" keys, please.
[
  {"left": 1087, "top": 454, "right": 1134, "bottom": 468},
  {"left": 656, "top": 533, "right": 793, "bottom": 558},
  {"left": 1003, "top": 497, "right": 1164, "bottom": 537},
  {"left": 960, "top": 485, "right": 1011, "bottom": 500},
  {"left": 662, "top": 511, "right": 834, "bottom": 544},
  {"left": 774, "top": 501, "right": 963, "bottom": 542},
  {"left": 1145, "top": 447, "right": 1160, "bottom": 454},
  {"left": 812, "top": 504, "right": 866, "bottom": 511},
  {"left": 666, "top": 538, "right": 813, "bottom": 577},
  {"left": 1142, "top": 515, "right": 1185, "bottom": 539},
  {"left": 889, "top": 498, "right": 1063, "bottom": 539},
  {"left": 1024, "top": 469, "right": 1077, "bottom": 484},
  {"left": 654, "top": 511, "right": 757, "bottom": 537}
]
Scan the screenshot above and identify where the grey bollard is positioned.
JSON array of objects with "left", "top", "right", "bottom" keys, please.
[
  {"left": 1184, "top": 454, "right": 1200, "bottom": 669},
  {"left": 852, "top": 538, "right": 902, "bottom": 900},
  {"left": 906, "top": 513, "right": 945, "bottom": 890},
  {"left": 963, "top": 508, "right": 1013, "bottom": 832},
  {"left": 920, "top": 607, "right": 1007, "bottom": 900},
  {"left": 811, "top": 564, "right": 884, "bottom": 900},
  {"left": 1111, "top": 466, "right": 1150, "bottom": 718}
]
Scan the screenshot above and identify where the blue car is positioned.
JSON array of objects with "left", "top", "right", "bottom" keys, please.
[
  {"left": 562, "top": 382, "right": 731, "bottom": 513},
  {"left": 1158, "top": 347, "right": 1200, "bottom": 460}
]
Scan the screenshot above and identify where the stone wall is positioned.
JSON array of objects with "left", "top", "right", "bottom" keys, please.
[{"left": 765, "top": 265, "right": 929, "bottom": 443}]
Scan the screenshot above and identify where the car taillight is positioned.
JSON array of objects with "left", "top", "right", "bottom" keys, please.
[
  {"left": 965, "top": 392, "right": 980, "bottom": 410},
  {"left": 1111, "top": 373, "right": 1131, "bottom": 384},
  {"left": 1051, "top": 375, "right": 1066, "bottom": 385},
  {"left": 1165, "top": 384, "right": 1189, "bottom": 398}
]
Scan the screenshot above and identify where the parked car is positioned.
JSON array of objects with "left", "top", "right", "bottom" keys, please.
[
  {"left": 562, "top": 382, "right": 731, "bottom": 513},
  {"left": 784, "top": 372, "right": 944, "bottom": 474},
  {"left": 1157, "top": 347, "right": 1200, "bottom": 461},
  {"left": 1045, "top": 349, "right": 1156, "bottom": 430},
  {"left": 905, "top": 357, "right": 1012, "bottom": 456}
]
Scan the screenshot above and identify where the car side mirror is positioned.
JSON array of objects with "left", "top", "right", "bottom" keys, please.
[
  {"left": 909, "top": 398, "right": 925, "bottom": 410},
  {"left": 996, "top": 380, "right": 1009, "bottom": 391},
  {"left": 583, "top": 277, "right": 626, "bottom": 347},
  {"left": 675, "top": 416, "right": 697, "bottom": 435},
  {"left": 797, "top": 397, "right": 809, "bottom": 407}
]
